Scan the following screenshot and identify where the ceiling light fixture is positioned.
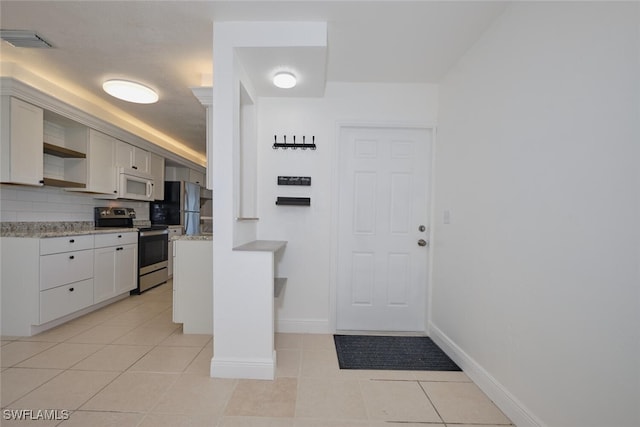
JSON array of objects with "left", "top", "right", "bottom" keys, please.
[
  {"left": 273, "top": 72, "right": 297, "bottom": 89},
  {"left": 102, "top": 79, "right": 158, "bottom": 104}
]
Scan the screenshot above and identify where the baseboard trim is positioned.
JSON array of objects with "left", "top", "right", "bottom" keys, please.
[
  {"left": 210, "top": 353, "right": 276, "bottom": 380},
  {"left": 276, "top": 318, "right": 330, "bottom": 334},
  {"left": 430, "top": 324, "right": 545, "bottom": 427}
]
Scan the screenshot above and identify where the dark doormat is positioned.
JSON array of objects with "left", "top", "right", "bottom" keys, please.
[{"left": 333, "top": 335, "right": 461, "bottom": 371}]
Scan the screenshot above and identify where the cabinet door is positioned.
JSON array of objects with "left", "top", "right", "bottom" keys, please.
[
  {"left": 149, "top": 153, "right": 165, "bottom": 200},
  {"left": 93, "top": 246, "right": 116, "bottom": 304},
  {"left": 88, "top": 130, "right": 117, "bottom": 195},
  {"left": 116, "top": 142, "right": 149, "bottom": 173},
  {"left": 165, "top": 166, "right": 189, "bottom": 181},
  {"left": 133, "top": 147, "right": 150, "bottom": 173},
  {"left": 0, "top": 97, "right": 44, "bottom": 186},
  {"left": 40, "top": 249, "right": 94, "bottom": 291},
  {"left": 115, "top": 141, "right": 133, "bottom": 169},
  {"left": 115, "top": 244, "right": 137, "bottom": 294},
  {"left": 40, "top": 279, "right": 93, "bottom": 324},
  {"left": 189, "top": 169, "right": 205, "bottom": 185}
]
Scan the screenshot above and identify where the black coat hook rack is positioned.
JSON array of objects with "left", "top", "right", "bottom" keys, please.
[{"left": 272, "top": 135, "right": 316, "bottom": 150}]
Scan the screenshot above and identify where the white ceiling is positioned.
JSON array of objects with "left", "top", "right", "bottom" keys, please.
[{"left": 0, "top": 1, "right": 508, "bottom": 163}]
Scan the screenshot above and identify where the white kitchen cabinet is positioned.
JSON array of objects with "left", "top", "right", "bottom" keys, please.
[
  {"left": 173, "top": 239, "right": 212, "bottom": 334},
  {"left": 189, "top": 169, "right": 205, "bottom": 185},
  {"left": 87, "top": 130, "right": 118, "bottom": 195},
  {"left": 167, "top": 226, "right": 183, "bottom": 278},
  {"left": 38, "top": 236, "right": 95, "bottom": 325},
  {"left": 93, "top": 232, "right": 138, "bottom": 304},
  {"left": 40, "top": 233, "right": 93, "bottom": 254},
  {"left": 0, "top": 96, "right": 44, "bottom": 186},
  {"left": 1, "top": 232, "right": 139, "bottom": 336},
  {"left": 165, "top": 165, "right": 188, "bottom": 181},
  {"left": 116, "top": 141, "right": 150, "bottom": 173},
  {"left": 1, "top": 235, "right": 96, "bottom": 336},
  {"left": 150, "top": 152, "right": 165, "bottom": 200},
  {"left": 40, "top": 248, "right": 94, "bottom": 291},
  {"left": 42, "top": 113, "right": 88, "bottom": 189},
  {"left": 40, "top": 279, "right": 94, "bottom": 324},
  {"left": 65, "top": 128, "right": 118, "bottom": 196},
  {"left": 165, "top": 166, "right": 205, "bottom": 186}
]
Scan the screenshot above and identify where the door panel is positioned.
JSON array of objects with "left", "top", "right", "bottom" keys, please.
[{"left": 337, "top": 126, "right": 432, "bottom": 332}]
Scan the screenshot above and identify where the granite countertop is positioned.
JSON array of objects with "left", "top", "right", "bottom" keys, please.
[
  {"left": 2, "top": 228, "right": 140, "bottom": 238},
  {"left": 0, "top": 221, "right": 149, "bottom": 238},
  {"left": 172, "top": 234, "right": 213, "bottom": 241}
]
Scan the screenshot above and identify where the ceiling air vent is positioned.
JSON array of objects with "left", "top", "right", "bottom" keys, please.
[{"left": 0, "top": 30, "right": 52, "bottom": 48}]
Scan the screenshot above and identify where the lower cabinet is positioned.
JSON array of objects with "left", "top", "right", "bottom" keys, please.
[
  {"left": 94, "top": 232, "right": 138, "bottom": 304},
  {"left": 40, "top": 278, "right": 94, "bottom": 324},
  {"left": 0, "top": 232, "right": 138, "bottom": 336}
]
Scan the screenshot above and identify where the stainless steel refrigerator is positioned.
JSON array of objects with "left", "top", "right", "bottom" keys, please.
[{"left": 150, "top": 181, "right": 201, "bottom": 235}]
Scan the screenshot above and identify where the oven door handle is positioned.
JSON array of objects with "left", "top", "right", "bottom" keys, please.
[{"left": 139, "top": 229, "right": 169, "bottom": 237}]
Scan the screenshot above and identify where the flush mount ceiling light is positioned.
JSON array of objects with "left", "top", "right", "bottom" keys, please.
[
  {"left": 273, "top": 72, "right": 297, "bottom": 89},
  {"left": 102, "top": 79, "right": 158, "bottom": 104}
]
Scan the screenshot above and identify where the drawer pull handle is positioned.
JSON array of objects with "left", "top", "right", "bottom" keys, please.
[
  {"left": 69, "top": 287, "right": 74, "bottom": 292},
  {"left": 116, "top": 247, "right": 123, "bottom": 251},
  {"left": 69, "top": 255, "right": 75, "bottom": 260},
  {"left": 118, "top": 235, "right": 122, "bottom": 238},
  {"left": 69, "top": 239, "right": 75, "bottom": 243}
]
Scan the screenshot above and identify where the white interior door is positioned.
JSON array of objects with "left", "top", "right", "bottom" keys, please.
[{"left": 337, "top": 126, "right": 432, "bottom": 331}]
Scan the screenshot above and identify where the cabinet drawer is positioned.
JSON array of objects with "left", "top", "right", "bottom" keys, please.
[
  {"left": 168, "top": 227, "right": 183, "bottom": 237},
  {"left": 94, "top": 232, "right": 138, "bottom": 248},
  {"left": 40, "top": 249, "right": 94, "bottom": 291},
  {"left": 40, "top": 234, "right": 93, "bottom": 255},
  {"left": 39, "top": 278, "right": 93, "bottom": 324}
]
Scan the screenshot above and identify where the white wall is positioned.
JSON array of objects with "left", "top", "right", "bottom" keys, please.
[
  {"left": 257, "top": 82, "right": 438, "bottom": 332},
  {"left": 432, "top": 3, "right": 640, "bottom": 427},
  {"left": 210, "top": 21, "right": 329, "bottom": 379},
  {"left": 0, "top": 184, "right": 149, "bottom": 222}
]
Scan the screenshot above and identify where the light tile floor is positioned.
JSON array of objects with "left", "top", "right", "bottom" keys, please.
[{"left": 1, "top": 281, "right": 514, "bottom": 427}]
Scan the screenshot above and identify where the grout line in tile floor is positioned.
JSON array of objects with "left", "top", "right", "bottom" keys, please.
[{"left": 419, "top": 379, "right": 445, "bottom": 425}]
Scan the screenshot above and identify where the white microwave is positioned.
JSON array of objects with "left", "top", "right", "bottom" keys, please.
[{"left": 118, "top": 167, "right": 155, "bottom": 201}]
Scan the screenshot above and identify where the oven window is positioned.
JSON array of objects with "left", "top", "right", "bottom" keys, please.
[{"left": 139, "top": 233, "right": 168, "bottom": 268}]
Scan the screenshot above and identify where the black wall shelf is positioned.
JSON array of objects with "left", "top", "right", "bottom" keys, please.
[
  {"left": 278, "top": 176, "right": 311, "bottom": 186},
  {"left": 275, "top": 197, "right": 311, "bottom": 206}
]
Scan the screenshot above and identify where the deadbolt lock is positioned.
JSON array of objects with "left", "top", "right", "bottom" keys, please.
[{"left": 418, "top": 225, "right": 426, "bottom": 232}]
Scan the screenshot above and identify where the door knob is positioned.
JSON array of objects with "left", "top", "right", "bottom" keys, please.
[{"left": 418, "top": 239, "right": 428, "bottom": 247}]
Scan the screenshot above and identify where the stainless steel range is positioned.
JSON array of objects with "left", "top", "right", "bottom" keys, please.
[{"left": 94, "top": 207, "right": 169, "bottom": 294}]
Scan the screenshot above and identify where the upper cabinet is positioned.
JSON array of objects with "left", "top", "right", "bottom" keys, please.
[
  {"left": 166, "top": 166, "right": 205, "bottom": 186},
  {"left": 189, "top": 169, "right": 205, "bottom": 186},
  {"left": 149, "top": 152, "right": 165, "bottom": 200},
  {"left": 0, "top": 97, "right": 44, "bottom": 186},
  {"left": 42, "top": 112, "right": 87, "bottom": 189},
  {"left": 115, "top": 141, "right": 150, "bottom": 173},
  {"left": 61, "top": 127, "right": 117, "bottom": 196},
  {"left": 1, "top": 82, "right": 201, "bottom": 199},
  {"left": 86, "top": 130, "right": 118, "bottom": 196}
]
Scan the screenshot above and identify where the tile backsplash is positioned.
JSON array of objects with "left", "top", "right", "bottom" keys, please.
[{"left": 0, "top": 184, "right": 150, "bottom": 222}]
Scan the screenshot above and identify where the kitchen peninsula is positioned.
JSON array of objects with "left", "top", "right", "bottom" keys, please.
[{"left": 171, "top": 234, "right": 213, "bottom": 334}]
